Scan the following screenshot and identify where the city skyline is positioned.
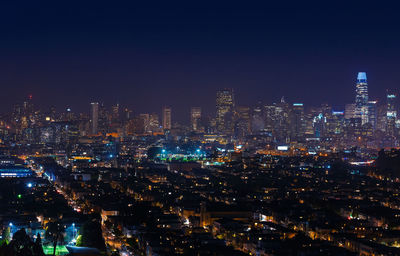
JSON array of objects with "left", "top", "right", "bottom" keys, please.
[
  {"left": 3, "top": 3, "right": 400, "bottom": 255},
  {"left": 1, "top": 2, "right": 400, "bottom": 119},
  {"left": 2, "top": 71, "right": 397, "bottom": 127}
]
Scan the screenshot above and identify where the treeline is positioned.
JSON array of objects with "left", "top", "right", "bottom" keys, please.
[
  {"left": 375, "top": 149, "right": 400, "bottom": 178},
  {"left": 0, "top": 228, "right": 45, "bottom": 256}
]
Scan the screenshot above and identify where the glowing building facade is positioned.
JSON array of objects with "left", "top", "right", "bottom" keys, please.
[
  {"left": 90, "top": 102, "right": 99, "bottom": 135},
  {"left": 216, "top": 88, "right": 234, "bottom": 134},
  {"left": 355, "top": 72, "right": 369, "bottom": 125},
  {"left": 162, "top": 106, "right": 172, "bottom": 130}
]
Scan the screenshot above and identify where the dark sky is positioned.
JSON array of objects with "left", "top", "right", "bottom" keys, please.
[{"left": 1, "top": 1, "right": 400, "bottom": 122}]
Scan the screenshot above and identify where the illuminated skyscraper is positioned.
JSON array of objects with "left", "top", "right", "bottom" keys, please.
[
  {"left": 162, "top": 106, "right": 172, "bottom": 130},
  {"left": 289, "top": 103, "right": 305, "bottom": 141},
  {"left": 251, "top": 102, "right": 264, "bottom": 134},
  {"left": 90, "top": 102, "right": 99, "bottom": 135},
  {"left": 190, "top": 107, "right": 201, "bottom": 132},
  {"left": 149, "top": 113, "right": 161, "bottom": 133},
  {"left": 274, "top": 98, "right": 290, "bottom": 143},
  {"left": 313, "top": 113, "right": 326, "bottom": 138},
  {"left": 98, "top": 103, "right": 109, "bottom": 134},
  {"left": 216, "top": 88, "right": 234, "bottom": 134},
  {"left": 387, "top": 91, "right": 397, "bottom": 136},
  {"left": 367, "top": 101, "right": 377, "bottom": 130},
  {"left": 112, "top": 103, "right": 120, "bottom": 122},
  {"left": 235, "top": 106, "right": 251, "bottom": 138},
  {"left": 355, "top": 72, "right": 369, "bottom": 125}
]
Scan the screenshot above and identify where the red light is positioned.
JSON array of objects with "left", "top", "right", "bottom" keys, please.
[{"left": 29, "top": 94, "right": 33, "bottom": 99}]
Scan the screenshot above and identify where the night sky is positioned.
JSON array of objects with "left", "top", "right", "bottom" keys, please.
[{"left": 1, "top": 1, "right": 400, "bottom": 122}]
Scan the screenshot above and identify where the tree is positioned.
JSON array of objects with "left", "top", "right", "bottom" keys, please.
[
  {"left": 33, "top": 234, "right": 45, "bottom": 256},
  {"left": 0, "top": 228, "right": 45, "bottom": 256},
  {"left": 1, "top": 227, "right": 11, "bottom": 245},
  {"left": 76, "top": 220, "right": 106, "bottom": 251},
  {"left": 45, "top": 221, "right": 65, "bottom": 256}
]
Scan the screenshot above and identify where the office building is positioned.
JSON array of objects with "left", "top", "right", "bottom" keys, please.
[
  {"left": 216, "top": 88, "right": 234, "bottom": 134},
  {"left": 90, "top": 102, "right": 99, "bottom": 135},
  {"left": 235, "top": 106, "right": 251, "bottom": 138},
  {"left": 387, "top": 92, "right": 397, "bottom": 136},
  {"left": 367, "top": 101, "right": 377, "bottom": 130},
  {"left": 289, "top": 103, "right": 305, "bottom": 142},
  {"left": 355, "top": 72, "right": 369, "bottom": 125},
  {"left": 162, "top": 107, "right": 172, "bottom": 130},
  {"left": 345, "top": 103, "right": 356, "bottom": 119},
  {"left": 190, "top": 107, "right": 202, "bottom": 132}
]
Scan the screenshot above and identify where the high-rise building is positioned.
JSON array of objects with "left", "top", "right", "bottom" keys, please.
[
  {"left": 289, "top": 103, "right": 305, "bottom": 142},
  {"left": 376, "top": 104, "right": 387, "bottom": 132},
  {"left": 387, "top": 91, "right": 397, "bottom": 136},
  {"left": 216, "top": 88, "right": 234, "bottom": 134},
  {"left": 327, "top": 110, "right": 345, "bottom": 138},
  {"left": 345, "top": 103, "right": 356, "bottom": 119},
  {"left": 112, "top": 103, "right": 120, "bottom": 122},
  {"left": 313, "top": 113, "right": 326, "bottom": 138},
  {"left": 90, "top": 102, "right": 99, "bottom": 135},
  {"left": 235, "top": 106, "right": 251, "bottom": 138},
  {"left": 274, "top": 97, "right": 290, "bottom": 143},
  {"left": 122, "top": 108, "right": 132, "bottom": 123},
  {"left": 251, "top": 103, "right": 264, "bottom": 134},
  {"left": 98, "top": 103, "right": 109, "bottom": 134},
  {"left": 367, "top": 101, "right": 377, "bottom": 130},
  {"left": 190, "top": 107, "right": 202, "bottom": 132},
  {"left": 162, "top": 106, "right": 172, "bottom": 130},
  {"left": 149, "top": 113, "right": 161, "bottom": 133},
  {"left": 355, "top": 72, "right": 369, "bottom": 125},
  {"left": 127, "top": 116, "right": 145, "bottom": 135}
]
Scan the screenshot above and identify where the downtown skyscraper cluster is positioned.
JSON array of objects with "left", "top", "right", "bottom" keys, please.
[{"left": 0, "top": 72, "right": 397, "bottom": 153}]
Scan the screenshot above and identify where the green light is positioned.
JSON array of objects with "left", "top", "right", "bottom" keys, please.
[
  {"left": 17, "top": 194, "right": 22, "bottom": 199},
  {"left": 42, "top": 245, "right": 69, "bottom": 255}
]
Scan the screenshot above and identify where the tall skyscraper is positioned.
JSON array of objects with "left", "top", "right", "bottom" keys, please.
[
  {"left": 162, "top": 106, "right": 172, "bottom": 130},
  {"left": 313, "top": 113, "right": 326, "bottom": 138},
  {"left": 112, "top": 103, "right": 120, "bottom": 122},
  {"left": 149, "top": 113, "right": 161, "bottom": 133},
  {"left": 139, "top": 113, "right": 150, "bottom": 133},
  {"left": 289, "top": 103, "right": 305, "bottom": 142},
  {"left": 190, "top": 107, "right": 202, "bottom": 132},
  {"left": 90, "top": 102, "right": 99, "bottom": 135},
  {"left": 274, "top": 98, "right": 290, "bottom": 143},
  {"left": 216, "top": 88, "right": 234, "bottom": 134},
  {"left": 355, "top": 72, "right": 369, "bottom": 125},
  {"left": 98, "top": 103, "right": 108, "bottom": 134},
  {"left": 251, "top": 103, "right": 264, "bottom": 134},
  {"left": 387, "top": 91, "right": 397, "bottom": 136},
  {"left": 235, "top": 106, "right": 251, "bottom": 138},
  {"left": 367, "top": 101, "right": 377, "bottom": 130}
]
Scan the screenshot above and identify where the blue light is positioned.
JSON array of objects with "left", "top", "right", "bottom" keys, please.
[
  {"left": 27, "top": 183, "right": 32, "bottom": 188},
  {"left": 162, "top": 149, "right": 166, "bottom": 153},
  {"left": 109, "top": 154, "right": 113, "bottom": 158},
  {"left": 357, "top": 72, "right": 367, "bottom": 81},
  {"left": 9, "top": 222, "right": 12, "bottom": 227}
]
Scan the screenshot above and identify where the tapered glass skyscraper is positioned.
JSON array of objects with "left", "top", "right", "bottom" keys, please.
[{"left": 355, "top": 72, "right": 369, "bottom": 125}]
